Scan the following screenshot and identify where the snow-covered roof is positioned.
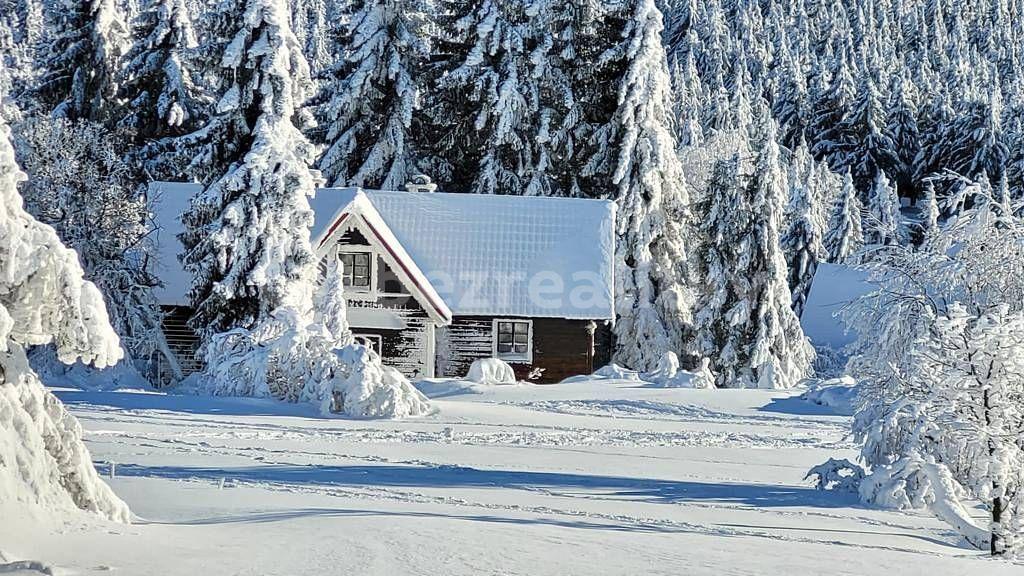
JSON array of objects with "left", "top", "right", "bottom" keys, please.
[
  {"left": 149, "top": 182, "right": 198, "bottom": 307},
  {"left": 315, "top": 188, "right": 615, "bottom": 319},
  {"left": 801, "top": 263, "right": 873, "bottom": 348},
  {"left": 150, "top": 184, "right": 616, "bottom": 321}
]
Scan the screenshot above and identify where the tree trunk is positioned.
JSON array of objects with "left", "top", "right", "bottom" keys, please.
[{"left": 992, "top": 495, "right": 1004, "bottom": 556}]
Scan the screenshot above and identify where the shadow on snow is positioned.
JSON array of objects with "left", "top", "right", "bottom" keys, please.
[{"left": 103, "top": 462, "right": 856, "bottom": 510}]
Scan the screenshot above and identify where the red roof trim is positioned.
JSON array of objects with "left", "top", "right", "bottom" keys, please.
[
  {"left": 318, "top": 212, "right": 351, "bottom": 249},
  {"left": 357, "top": 214, "right": 451, "bottom": 323},
  {"left": 316, "top": 208, "right": 451, "bottom": 323}
]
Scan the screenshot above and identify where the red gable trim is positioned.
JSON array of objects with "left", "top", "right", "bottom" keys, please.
[
  {"left": 357, "top": 214, "right": 451, "bottom": 323},
  {"left": 316, "top": 210, "right": 451, "bottom": 324},
  {"left": 318, "top": 212, "right": 351, "bottom": 249}
]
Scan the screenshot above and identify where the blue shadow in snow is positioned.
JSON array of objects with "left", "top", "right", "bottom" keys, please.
[
  {"left": 55, "top": 388, "right": 321, "bottom": 419},
  {"left": 758, "top": 395, "right": 846, "bottom": 417},
  {"left": 102, "top": 462, "right": 857, "bottom": 510}
]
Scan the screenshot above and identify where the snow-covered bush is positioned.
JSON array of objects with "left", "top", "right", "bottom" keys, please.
[
  {"left": 13, "top": 115, "right": 172, "bottom": 378},
  {"left": 465, "top": 358, "right": 516, "bottom": 386},
  {"left": 641, "top": 352, "right": 713, "bottom": 388},
  {"left": 320, "top": 345, "right": 431, "bottom": 419},
  {"left": 195, "top": 260, "right": 431, "bottom": 419},
  {"left": 839, "top": 185, "right": 1024, "bottom": 555},
  {"left": 0, "top": 113, "right": 129, "bottom": 522},
  {"left": 805, "top": 458, "right": 865, "bottom": 494}
]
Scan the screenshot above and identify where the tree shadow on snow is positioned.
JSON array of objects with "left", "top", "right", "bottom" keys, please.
[
  {"left": 54, "top": 388, "right": 321, "bottom": 418},
  {"left": 105, "top": 462, "right": 857, "bottom": 511},
  {"left": 758, "top": 396, "right": 844, "bottom": 417}
]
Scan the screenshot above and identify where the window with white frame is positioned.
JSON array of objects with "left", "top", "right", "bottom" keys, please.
[
  {"left": 493, "top": 319, "right": 532, "bottom": 362},
  {"left": 339, "top": 251, "right": 373, "bottom": 291}
]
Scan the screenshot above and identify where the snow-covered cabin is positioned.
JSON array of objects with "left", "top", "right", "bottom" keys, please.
[{"left": 149, "top": 181, "right": 616, "bottom": 384}]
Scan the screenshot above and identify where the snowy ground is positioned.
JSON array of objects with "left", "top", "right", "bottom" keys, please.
[{"left": 3, "top": 379, "right": 1017, "bottom": 575}]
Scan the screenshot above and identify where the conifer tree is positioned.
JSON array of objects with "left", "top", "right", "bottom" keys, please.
[
  {"left": 179, "top": 0, "right": 320, "bottom": 337},
  {"left": 782, "top": 143, "right": 827, "bottom": 317},
  {"left": 317, "top": 0, "right": 431, "bottom": 189},
  {"left": 35, "top": 0, "right": 129, "bottom": 121},
  {"left": 604, "top": 0, "right": 694, "bottom": 371},
  {"left": 864, "top": 169, "right": 903, "bottom": 246},
  {"left": 118, "top": 0, "right": 204, "bottom": 149}
]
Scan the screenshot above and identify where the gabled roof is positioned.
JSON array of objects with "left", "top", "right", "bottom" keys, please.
[
  {"left": 149, "top": 183, "right": 616, "bottom": 321},
  {"left": 311, "top": 191, "right": 452, "bottom": 325},
  {"left": 311, "top": 189, "right": 616, "bottom": 320}
]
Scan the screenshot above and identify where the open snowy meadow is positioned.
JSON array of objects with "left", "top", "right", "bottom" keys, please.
[{"left": 3, "top": 379, "right": 1015, "bottom": 576}]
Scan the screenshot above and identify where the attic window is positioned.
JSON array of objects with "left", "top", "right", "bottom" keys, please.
[
  {"left": 340, "top": 252, "right": 372, "bottom": 289},
  {"left": 493, "top": 319, "right": 532, "bottom": 363}
]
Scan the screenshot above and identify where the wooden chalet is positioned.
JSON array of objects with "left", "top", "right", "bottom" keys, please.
[{"left": 149, "top": 179, "right": 616, "bottom": 384}]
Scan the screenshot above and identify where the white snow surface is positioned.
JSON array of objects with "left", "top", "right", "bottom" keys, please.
[
  {"left": 801, "top": 376, "right": 859, "bottom": 416},
  {"left": 801, "top": 263, "right": 873, "bottom": 348},
  {"left": 4, "top": 379, "right": 1017, "bottom": 575}
]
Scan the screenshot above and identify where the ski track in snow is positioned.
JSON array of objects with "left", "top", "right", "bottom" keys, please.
[{"left": 14, "top": 385, "right": 1013, "bottom": 574}]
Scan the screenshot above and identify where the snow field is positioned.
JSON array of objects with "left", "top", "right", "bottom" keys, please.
[{"left": 3, "top": 380, "right": 1017, "bottom": 575}]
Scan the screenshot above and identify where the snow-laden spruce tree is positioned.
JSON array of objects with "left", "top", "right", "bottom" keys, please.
[
  {"left": 920, "top": 180, "right": 940, "bottom": 237},
  {"left": 823, "top": 170, "right": 864, "bottom": 263},
  {"left": 691, "top": 153, "right": 747, "bottom": 383},
  {"left": 0, "top": 110, "right": 130, "bottom": 523},
  {"left": 842, "top": 187, "right": 1024, "bottom": 555},
  {"left": 740, "top": 112, "right": 814, "bottom": 387},
  {"left": 34, "top": 0, "right": 129, "bottom": 120},
  {"left": 316, "top": 0, "right": 431, "bottom": 189},
  {"left": 693, "top": 112, "right": 814, "bottom": 388},
  {"left": 782, "top": 142, "right": 826, "bottom": 318},
  {"left": 118, "top": 0, "right": 205, "bottom": 149},
  {"left": 603, "top": 0, "right": 694, "bottom": 371},
  {"left": 12, "top": 116, "right": 172, "bottom": 378},
  {"left": 435, "top": 0, "right": 539, "bottom": 196},
  {"left": 864, "top": 169, "right": 904, "bottom": 247},
  {"left": 180, "top": 0, "right": 320, "bottom": 337}
]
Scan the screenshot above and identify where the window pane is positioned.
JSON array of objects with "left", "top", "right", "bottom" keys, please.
[
  {"left": 499, "top": 333, "right": 513, "bottom": 345},
  {"left": 340, "top": 254, "right": 354, "bottom": 266},
  {"left": 353, "top": 265, "right": 369, "bottom": 277},
  {"left": 498, "top": 322, "right": 512, "bottom": 334},
  {"left": 514, "top": 332, "right": 528, "bottom": 345},
  {"left": 497, "top": 343, "right": 513, "bottom": 353},
  {"left": 355, "top": 253, "right": 369, "bottom": 266},
  {"left": 513, "top": 344, "right": 528, "bottom": 354}
]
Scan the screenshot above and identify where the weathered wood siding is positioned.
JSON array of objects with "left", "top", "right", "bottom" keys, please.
[
  {"left": 437, "top": 316, "right": 612, "bottom": 384},
  {"left": 348, "top": 300, "right": 432, "bottom": 379}
]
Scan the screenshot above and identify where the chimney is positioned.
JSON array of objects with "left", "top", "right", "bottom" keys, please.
[{"left": 405, "top": 174, "right": 438, "bottom": 193}]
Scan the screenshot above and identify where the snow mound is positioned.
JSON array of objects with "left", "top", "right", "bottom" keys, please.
[
  {"left": 562, "top": 356, "right": 716, "bottom": 389},
  {"left": 641, "top": 353, "right": 716, "bottom": 389},
  {"left": 328, "top": 345, "right": 432, "bottom": 419},
  {"left": 800, "top": 376, "right": 858, "bottom": 415},
  {"left": 465, "top": 358, "right": 516, "bottom": 385}
]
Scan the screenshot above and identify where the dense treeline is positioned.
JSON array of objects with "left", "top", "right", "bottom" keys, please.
[{"left": 0, "top": 0, "right": 1020, "bottom": 385}]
